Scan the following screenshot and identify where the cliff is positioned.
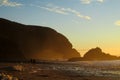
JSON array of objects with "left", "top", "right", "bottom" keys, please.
[{"left": 0, "top": 18, "right": 80, "bottom": 61}]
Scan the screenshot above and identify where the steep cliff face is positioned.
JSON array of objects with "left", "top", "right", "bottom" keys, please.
[{"left": 0, "top": 18, "right": 80, "bottom": 61}]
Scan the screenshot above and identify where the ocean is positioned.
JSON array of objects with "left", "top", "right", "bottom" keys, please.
[{"left": 40, "top": 60, "right": 120, "bottom": 77}]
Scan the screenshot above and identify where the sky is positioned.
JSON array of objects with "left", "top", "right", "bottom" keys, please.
[{"left": 0, "top": 0, "right": 120, "bottom": 56}]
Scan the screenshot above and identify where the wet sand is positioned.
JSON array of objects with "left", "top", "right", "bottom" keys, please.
[{"left": 0, "top": 63, "right": 120, "bottom": 80}]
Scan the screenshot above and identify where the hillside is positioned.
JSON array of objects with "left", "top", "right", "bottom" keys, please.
[
  {"left": 68, "top": 47, "right": 119, "bottom": 61},
  {"left": 0, "top": 18, "right": 80, "bottom": 61}
]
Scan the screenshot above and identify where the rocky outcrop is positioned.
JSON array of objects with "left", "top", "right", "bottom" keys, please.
[
  {"left": 68, "top": 47, "right": 119, "bottom": 61},
  {"left": 84, "top": 47, "right": 118, "bottom": 60},
  {"left": 0, "top": 18, "right": 80, "bottom": 61}
]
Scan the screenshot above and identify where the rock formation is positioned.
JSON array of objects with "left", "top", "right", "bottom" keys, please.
[
  {"left": 0, "top": 18, "right": 80, "bottom": 61},
  {"left": 84, "top": 47, "right": 118, "bottom": 60},
  {"left": 69, "top": 47, "right": 119, "bottom": 61}
]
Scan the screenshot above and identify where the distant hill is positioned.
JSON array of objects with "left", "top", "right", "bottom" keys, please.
[
  {"left": 68, "top": 47, "right": 119, "bottom": 61},
  {"left": 0, "top": 18, "right": 80, "bottom": 61},
  {"left": 84, "top": 47, "right": 119, "bottom": 60}
]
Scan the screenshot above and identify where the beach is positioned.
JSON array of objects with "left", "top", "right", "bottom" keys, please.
[{"left": 0, "top": 61, "right": 120, "bottom": 80}]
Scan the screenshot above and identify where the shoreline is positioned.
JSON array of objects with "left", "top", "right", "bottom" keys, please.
[{"left": 0, "top": 62, "right": 120, "bottom": 80}]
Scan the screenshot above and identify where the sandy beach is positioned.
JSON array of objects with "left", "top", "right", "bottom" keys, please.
[{"left": 0, "top": 62, "right": 120, "bottom": 80}]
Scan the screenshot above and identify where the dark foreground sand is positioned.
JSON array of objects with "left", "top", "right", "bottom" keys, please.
[{"left": 0, "top": 63, "right": 120, "bottom": 80}]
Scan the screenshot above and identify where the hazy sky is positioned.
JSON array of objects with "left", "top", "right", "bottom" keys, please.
[{"left": 0, "top": 0, "right": 120, "bottom": 56}]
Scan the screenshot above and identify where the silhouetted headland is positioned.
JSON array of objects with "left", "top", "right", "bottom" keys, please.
[
  {"left": 69, "top": 47, "right": 120, "bottom": 61},
  {"left": 0, "top": 18, "right": 80, "bottom": 62}
]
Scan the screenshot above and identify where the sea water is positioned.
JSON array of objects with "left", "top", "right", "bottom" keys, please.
[
  {"left": 39, "top": 60, "right": 120, "bottom": 77},
  {"left": 70, "top": 60, "right": 120, "bottom": 77}
]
